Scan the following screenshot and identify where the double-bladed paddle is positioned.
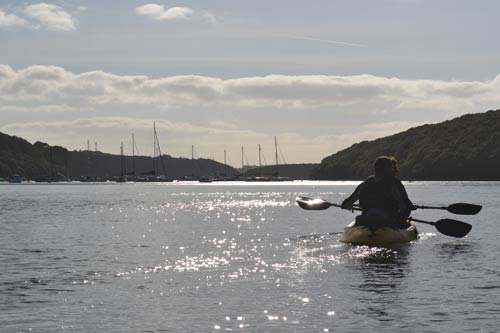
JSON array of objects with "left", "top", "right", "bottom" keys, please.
[{"left": 296, "top": 196, "right": 472, "bottom": 238}]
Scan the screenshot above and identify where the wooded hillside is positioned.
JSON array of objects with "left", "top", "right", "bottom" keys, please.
[
  {"left": 0, "top": 132, "right": 237, "bottom": 180},
  {"left": 312, "top": 109, "right": 500, "bottom": 180}
]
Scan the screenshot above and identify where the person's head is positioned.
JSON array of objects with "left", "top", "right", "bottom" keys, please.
[{"left": 373, "top": 156, "right": 398, "bottom": 178}]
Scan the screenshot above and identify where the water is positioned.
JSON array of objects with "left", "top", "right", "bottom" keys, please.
[{"left": 1, "top": 181, "right": 499, "bottom": 332}]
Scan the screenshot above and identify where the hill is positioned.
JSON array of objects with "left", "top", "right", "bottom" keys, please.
[
  {"left": 312, "top": 109, "right": 500, "bottom": 180},
  {"left": 0, "top": 132, "right": 237, "bottom": 180}
]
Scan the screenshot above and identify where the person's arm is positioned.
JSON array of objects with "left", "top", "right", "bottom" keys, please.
[
  {"left": 391, "top": 181, "right": 414, "bottom": 217},
  {"left": 341, "top": 182, "right": 364, "bottom": 211}
]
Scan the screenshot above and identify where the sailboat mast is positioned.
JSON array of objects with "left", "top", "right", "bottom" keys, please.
[
  {"left": 191, "top": 145, "right": 194, "bottom": 177},
  {"left": 275, "top": 136, "right": 279, "bottom": 177},
  {"left": 153, "top": 122, "right": 156, "bottom": 175},
  {"left": 120, "top": 141, "right": 124, "bottom": 177},
  {"left": 49, "top": 146, "right": 53, "bottom": 181},
  {"left": 87, "top": 139, "right": 90, "bottom": 179},
  {"left": 154, "top": 123, "right": 167, "bottom": 178},
  {"left": 94, "top": 142, "right": 98, "bottom": 179},
  {"left": 258, "top": 144, "right": 262, "bottom": 177},
  {"left": 132, "top": 133, "right": 135, "bottom": 176}
]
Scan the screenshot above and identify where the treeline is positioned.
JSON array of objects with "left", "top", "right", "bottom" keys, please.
[
  {"left": 312, "top": 109, "right": 500, "bottom": 180},
  {"left": 0, "top": 132, "right": 237, "bottom": 180},
  {"left": 0, "top": 133, "right": 57, "bottom": 179}
]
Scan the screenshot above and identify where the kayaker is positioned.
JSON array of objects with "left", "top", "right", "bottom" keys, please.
[{"left": 341, "top": 156, "right": 415, "bottom": 229}]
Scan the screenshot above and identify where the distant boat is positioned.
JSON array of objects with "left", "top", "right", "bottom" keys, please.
[
  {"left": 8, "top": 174, "right": 23, "bottom": 183},
  {"left": 245, "top": 175, "right": 291, "bottom": 182},
  {"left": 152, "top": 122, "right": 173, "bottom": 182},
  {"left": 198, "top": 176, "right": 213, "bottom": 183},
  {"left": 115, "top": 176, "right": 126, "bottom": 183}
]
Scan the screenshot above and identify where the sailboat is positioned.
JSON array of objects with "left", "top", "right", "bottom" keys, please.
[
  {"left": 150, "top": 122, "right": 172, "bottom": 182},
  {"left": 245, "top": 137, "right": 292, "bottom": 182},
  {"left": 271, "top": 136, "right": 292, "bottom": 181},
  {"left": 116, "top": 141, "right": 126, "bottom": 182},
  {"left": 178, "top": 145, "right": 203, "bottom": 181}
]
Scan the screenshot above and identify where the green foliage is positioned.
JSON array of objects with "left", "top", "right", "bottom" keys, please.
[
  {"left": 0, "top": 132, "right": 238, "bottom": 180},
  {"left": 312, "top": 109, "right": 500, "bottom": 180}
]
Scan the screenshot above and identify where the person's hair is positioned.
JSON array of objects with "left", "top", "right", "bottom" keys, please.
[{"left": 373, "top": 156, "right": 398, "bottom": 175}]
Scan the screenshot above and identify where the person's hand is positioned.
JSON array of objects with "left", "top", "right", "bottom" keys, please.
[
  {"left": 341, "top": 200, "right": 354, "bottom": 212},
  {"left": 396, "top": 215, "right": 411, "bottom": 228}
]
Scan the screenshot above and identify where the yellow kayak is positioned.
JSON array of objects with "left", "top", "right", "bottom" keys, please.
[{"left": 340, "top": 221, "right": 418, "bottom": 246}]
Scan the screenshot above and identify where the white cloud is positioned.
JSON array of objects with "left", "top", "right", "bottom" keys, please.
[
  {"left": 136, "top": 4, "right": 193, "bottom": 21},
  {"left": 0, "top": 8, "right": 28, "bottom": 28},
  {"left": 0, "top": 64, "right": 17, "bottom": 78},
  {"left": 208, "top": 120, "right": 238, "bottom": 129},
  {"left": 25, "top": 3, "right": 76, "bottom": 31},
  {"left": 1, "top": 65, "right": 499, "bottom": 112},
  {"left": 202, "top": 11, "right": 217, "bottom": 23},
  {"left": 0, "top": 104, "right": 92, "bottom": 113}
]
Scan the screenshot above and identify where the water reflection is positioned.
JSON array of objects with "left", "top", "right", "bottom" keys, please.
[
  {"left": 284, "top": 233, "right": 344, "bottom": 275},
  {"left": 437, "top": 241, "right": 475, "bottom": 257},
  {"left": 346, "top": 245, "right": 412, "bottom": 323},
  {"left": 357, "top": 247, "right": 409, "bottom": 291}
]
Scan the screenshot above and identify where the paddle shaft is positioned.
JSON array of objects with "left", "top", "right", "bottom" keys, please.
[
  {"left": 347, "top": 205, "right": 432, "bottom": 225},
  {"left": 322, "top": 200, "right": 424, "bottom": 223},
  {"left": 415, "top": 205, "right": 447, "bottom": 210},
  {"left": 408, "top": 217, "right": 434, "bottom": 226}
]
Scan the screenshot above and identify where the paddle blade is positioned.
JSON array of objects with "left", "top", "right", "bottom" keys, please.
[
  {"left": 296, "top": 196, "right": 331, "bottom": 210},
  {"left": 447, "top": 203, "right": 482, "bottom": 215},
  {"left": 435, "top": 219, "right": 472, "bottom": 238}
]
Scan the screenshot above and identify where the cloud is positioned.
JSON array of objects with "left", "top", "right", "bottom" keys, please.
[
  {"left": 136, "top": 4, "right": 194, "bottom": 20},
  {"left": 0, "top": 104, "right": 92, "bottom": 113},
  {"left": 1, "top": 65, "right": 499, "bottom": 112},
  {"left": 224, "top": 75, "right": 499, "bottom": 111},
  {"left": 202, "top": 11, "right": 217, "bottom": 24},
  {"left": 25, "top": 3, "right": 76, "bottom": 31},
  {"left": 0, "top": 8, "right": 28, "bottom": 28}
]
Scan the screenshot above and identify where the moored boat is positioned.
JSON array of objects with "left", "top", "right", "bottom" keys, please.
[
  {"left": 8, "top": 174, "right": 23, "bottom": 183},
  {"left": 340, "top": 221, "right": 418, "bottom": 246}
]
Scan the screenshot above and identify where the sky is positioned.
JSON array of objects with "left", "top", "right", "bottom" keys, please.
[{"left": 1, "top": 0, "right": 500, "bottom": 166}]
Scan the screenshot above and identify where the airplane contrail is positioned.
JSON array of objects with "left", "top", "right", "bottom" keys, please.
[{"left": 265, "top": 31, "right": 367, "bottom": 48}]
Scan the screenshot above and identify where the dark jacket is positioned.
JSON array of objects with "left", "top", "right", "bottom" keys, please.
[{"left": 342, "top": 175, "right": 414, "bottom": 227}]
